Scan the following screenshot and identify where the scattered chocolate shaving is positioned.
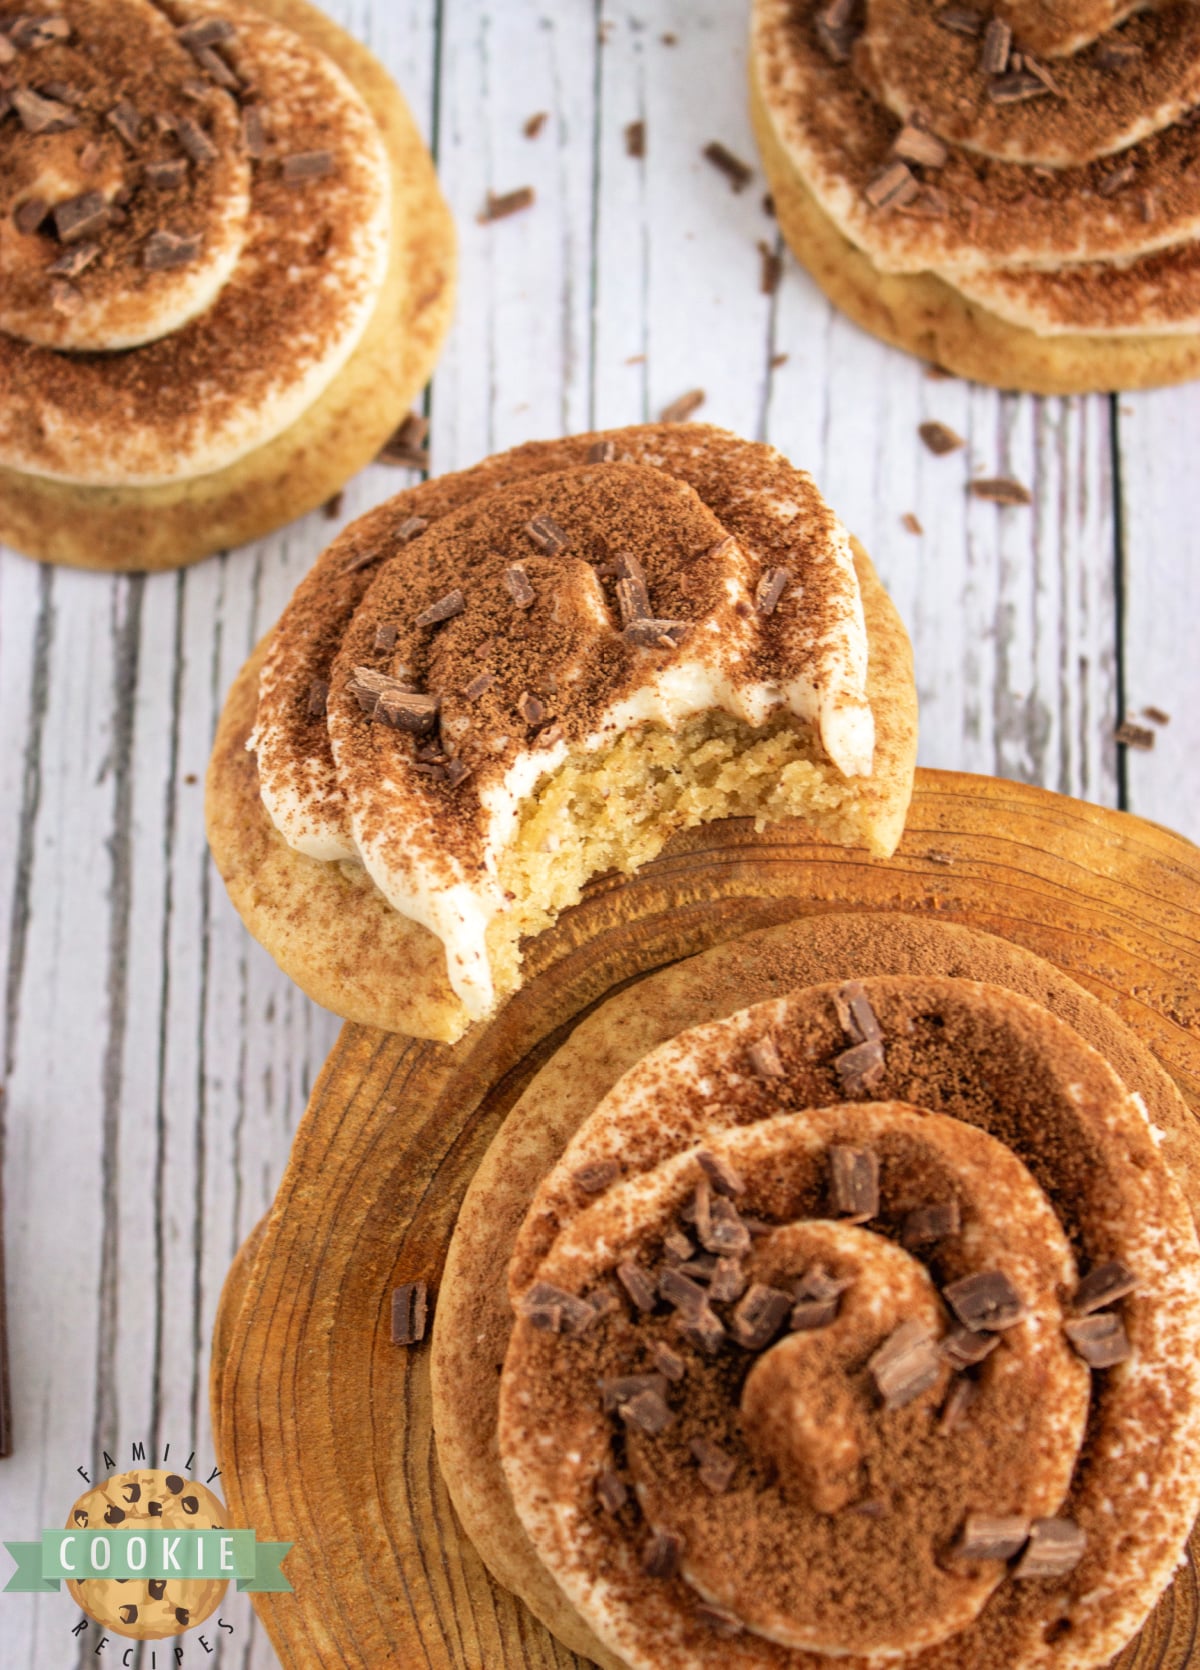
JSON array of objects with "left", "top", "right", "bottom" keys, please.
[
  {"left": 601, "top": 1373, "right": 667, "bottom": 1412},
  {"left": 306, "top": 679, "right": 329, "bottom": 718},
  {"left": 690, "top": 1438, "right": 736, "bottom": 1493},
  {"left": 443, "top": 756, "right": 473, "bottom": 789},
  {"left": 107, "top": 99, "right": 142, "bottom": 148},
  {"left": 937, "top": 5, "right": 983, "bottom": 32},
  {"left": 1064, "top": 1312, "right": 1130, "bottom": 1367},
  {"left": 659, "top": 388, "right": 705, "bottom": 423},
  {"left": 791, "top": 1294, "right": 840, "bottom": 1331},
  {"left": 520, "top": 1280, "right": 597, "bottom": 1336},
  {"left": 938, "top": 1376, "right": 976, "bottom": 1433},
  {"left": 693, "top": 1180, "right": 752, "bottom": 1257},
  {"left": 478, "top": 186, "right": 535, "bottom": 222},
  {"left": 48, "top": 241, "right": 99, "bottom": 278},
  {"left": 902, "top": 513, "right": 924, "bottom": 535},
  {"left": 708, "top": 1258, "right": 747, "bottom": 1303},
  {"left": 143, "top": 230, "right": 203, "bottom": 271},
  {"left": 1074, "top": 1260, "right": 1138, "bottom": 1313},
  {"left": 574, "top": 1158, "right": 619, "bottom": 1194},
  {"left": 463, "top": 668, "right": 491, "bottom": 699},
  {"left": 747, "top": 1035, "right": 785, "bottom": 1078},
  {"left": 649, "top": 1339, "right": 686, "bottom": 1381},
  {"left": 11, "top": 14, "right": 71, "bottom": 47},
  {"left": 242, "top": 104, "right": 268, "bottom": 160},
  {"left": 816, "top": 4, "right": 857, "bottom": 64},
  {"left": 828, "top": 1146, "right": 880, "bottom": 1220},
  {"left": 625, "top": 118, "right": 645, "bottom": 158},
  {"left": 374, "top": 622, "right": 399, "bottom": 653},
  {"left": 864, "top": 159, "right": 919, "bottom": 209},
  {"left": 731, "top": 1283, "right": 792, "bottom": 1350},
  {"left": 869, "top": 1320, "right": 942, "bottom": 1409},
  {"left": 695, "top": 1150, "right": 745, "bottom": 1198},
  {"left": 968, "top": 476, "right": 1031, "bottom": 505},
  {"left": 616, "top": 574, "right": 652, "bottom": 625},
  {"left": 758, "top": 240, "right": 783, "bottom": 295},
  {"left": 178, "top": 17, "right": 236, "bottom": 49},
  {"left": 919, "top": 420, "right": 964, "bottom": 456},
  {"left": 504, "top": 565, "right": 536, "bottom": 609},
  {"left": 642, "top": 1529, "right": 684, "bottom": 1578},
  {"left": 695, "top": 1603, "right": 744, "bottom": 1637},
  {"left": 989, "top": 70, "right": 1049, "bottom": 103},
  {"left": 588, "top": 439, "right": 616, "bottom": 463},
  {"left": 391, "top": 1281, "right": 429, "bottom": 1345},
  {"left": 624, "top": 618, "right": 689, "bottom": 649},
  {"left": 795, "top": 1264, "right": 852, "bottom": 1304},
  {"left": 517, "top": 690, "right": 546, "bottom": 727},
  {"left": 523, "top": 110, "right": 548, "bottom": 139},
  {"left": 679, "top": 1302, "right": 728, "bottom": 1353},
  {"left": 944, "top": 1269, "right": 1025, "bottom": 1332},
  {"left": 282, "top": 149, "right": 334, "bottom": 183},
  {"left": 893, "top": 125, "right": 948, "bottom": 169},
  {"left": 12, "top": 196, "right": 48, "bottom": 234},
  {"left": 836, "top": 986, "right": 884, "bottom": 1047},
  {"left": 1095, "top": 39, "right": 1140, "bottom": 68},
  {"left": 1022, "top": 55, "right": 1063, "bottom": 95},
  {"left": 619, "top": 1386, "right": 674, "bottom": 1435},
  {"left": 414, "top": 590, "right": 465, "bottom": 629},
  {"left": 616, "top": 1260, "right": 657, "bottom": 1312},
  {"left": 660, "top": 1261, "right": 715, "bottom": 1310},
  {"left": 525, "top": 514, "right": 569, "bottom": 555},
  {"left": 349, "top": 666, "right": 409, "bottom": 714},
  {"left": 770, "top": 351, "right": 789, "bottom": 368},
  {"left": 170, "top": 115, "right": 218, "bottom": 165},
  {"left": 1114, "top": 720, "right": 1154, "bottom": 750},
  {"left": 193, "top": 44, "right": 238, "bottom": 89},
  {"left": 1013, "top": 1518, "right": 1086, "bottom": 1579},
  {"left": 954, "top": 1512, "right": 1030, "bottom": 1561},
  {"left": 1097, "top": 161, "right": 1136, "bottom": 197},
  {"left": 703, "top": 140, "right": 753, "bottom": 192},
  {"left": 663, "top": 1230, "right": 694, "bottom": 1264},
  {"left": 378, "top": 689, "right": 440, "bottom": 734},
  {"left": 979, "top": 15, "right": 1011, "bottom": 73},
  {"left": 755, "top": 566, "right": 791, "bottom": 615},
  {"left": 902, "top": 1201, "right": 961, "bottom": 1247},
  {"left": 379, "top": 416, "right": 430, "bottom": 469},
  {"left": 145, "top": 158, "right": 189, "bottom": 189},
  {"left": 11, "top": 85, "right": 78, "bottom": 133},
  {"left": 596, "top": 1467, "right": 627, "bottom": 1514}
]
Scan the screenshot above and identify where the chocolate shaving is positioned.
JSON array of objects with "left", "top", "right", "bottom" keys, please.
[
  {"left": 1064, "top": 1312, "right": 1130, "bottom": 1367},
  {"left": 12, "top": 196, "right": 47, "bottom": 234},
  {"left": 758, "top": 240, "right": 783, "bottom": 295},
  {"left": 988, "top": 70, "right": 1049, "bottom": 104},
  {"left": 659, "top": 388, "right": 705, "bottom": 423},
  {"left": 462, "top": 671, "right": 493, "bottom": 700},
  {"left": 938, "top": 1376, "right": 976, "bottom": 1433},
  {"left": 374, "top": 622, "right": 399, "bottom": 653},
  {"left": 242, "top": 104, "right": 268, "bottom": 160},
  {"left": 703, "top": 140, "right": 753, "bottom": 192},
  {"left": 893, "top": 125, "right": 948, "bottom": 169},
  {"left": 525, "top": 515, "right": 569, "bottom": 555},
  {"left": 944, "top": 1269, "right": 1025, "bottom": 1332},
  {"left": 478, "top": 185, "right": 535, "bottom": 222},
  {"left": 649, "top": 1339, "right": 686, "bottom": 1381},
  {"left": 574, "top": 1158, "right": 619, "bottom": 1194},
  {"left": 1095, "top": 39, "right": 1140, "bottom": 68},
  {"left": 937, "top": 5, "right": 983, "bottom": 32},
  {"left": 523, "top": 110, "right": 548, "bottom": 139},
  {"left": 1142, "top": 705, "right": 1170, "bottom": 725},
  {"left": 901, "top": 1201, "right": 961, "bottom": 1247},
  {"left": 588, "top": 439, "right": 616, "bottom": 463},
  {"left": 145, "top": 158, "right": 189, "bottom": 189},
  {"left": 755, "top": 566, "right": 791, "bottom": 615},
  {"left": 747, "top": 1036, "right": 785, "bottom": 1078},
  {"left": 517, "top": 690, "right": 546, "bottom": 727},
  {"left": 708, "top": 1258, "right": 747, "bottom": 1303},
  {"left": 869, "top": 1319, "right": 941, "bottom": 1409},
  {"left": 731, "top": 1283, "right": 791, "bottom": 1350},
  {"left": 1022, "top": 55, "right": 1063, "bottom": 95},
  {"left": 11, "top": 85, "right": 78, "bottom": 133},
  {"left": 795, "top": 1264, "right": 853, "bottom": 1304},
  {"left": 690, "top": 1438, "right": 736, "bottom": 1493},
  {"left": 601, "top": 1373, "right": 668, "bottom": 1412},
  {"left": 693, "top": 1180, "right": 752, "bottom": 1256},
  {"left": 306, "top": 679, "right": 329, "bottom": 719},
  {"left": 178, "top": 17, "right": 236, "bottom": 49},
  {"left": 663, "top": 1230, "right": 694, "bottom": 1263},
  {"left": 816, "top": 9, "right": 857, "bottom": 62},
  {"left": 1013, "top": 1518, "right": 1086, "bottom": 1579},
  {"left": 596, "top": 1467, "right": 627, "bottom": 1514},
  {"left": 694, "top": 1603, "right": 743, "bottom": 1637},
  {"left": 695, "top": 1150, "right": 745, "bottom": 1198},
  {"left": 282, "top": 149, "right": 334, "bottom": 183},
  {"left": 520, "top": 1280, "right": 597, "bottom": 1336},
  {"left": 11, "top": 15, "right": 71, "bottom": 47},
  {"left": 391, "top": 1281, "right": 429, "bottom": 1345},
  {"left": 642, "top": 1530, "right": 683, "bottom": 1578},
  {"left": 979, "top": 16, "right": 1011, "bottom": 73},
  {"left": 504, "top": 565, "right": 536, "bottom": 609},
  {"left": 48, "top": 241, "right": 99, "bottom": 277},
  {"left": 107, "top": 100, "right": 143, "bottom": 147},
  {"left": 396, "top": 514, "right": 429, "bottom": 544},
  {"left": 791, "top": 1294, "right": 840, "bottom": 1331},
  {"left": 1113, "top": 719, "right": 1154, "bottom": 751},
  {"left": 616, "top": 575, "right": 652, "bottom": 625},
  {"left": 678, "top": 1303, "right": 727, "bottom": 1353},
  {"left": 170, "top": 115, "right": 218, "bottom": 165},
  {"left": 918, "top": 420, "right": 964, "bottom": 456},
  {"left": 1074, "top": 1260, "right": 1138, "bottom": 1314},
  {"left": 625, "top": 118, "right": 645, "bottom": 158},
  {"left": 969, "top": 476, "right": 1032, "bottom": 505},
  {"left": 377, "top": 689, "right": 439, "bottom": 735},
  {"left": 624, "top": 618, "right": 689, "bottom": 649},
  {"left": 192, "top": 44, "right": 238, "bottom": 89},
  {"left": 864, "top": 160, "right": 919, "bottom": 209},
  {"left": 415, "top": 590, "right": 465, "bottom": 629},
  {"left": 348, "top": 666, "right": 409, "bottom": 713},
  {"left": 828, "top": 1146, "right": 879, "bottom": 1220},
  {"left": 443, "top": 757, "right": 472, "bottom": 789},
  {"left": 616, "top": 1260, "right": 657, "bottom": 1312},
  {"left": 619, "top": 1386, "right": 674, "bottom": 1435},
  {"left": 953, "top": 1512, "right": 1030, "bottom": 1561},
  {"left": 143, "top": 230, "right": 202, "bottom": 271},
  {"left": 659, "top": 1266, "right": 709, "bottom": 1312}
]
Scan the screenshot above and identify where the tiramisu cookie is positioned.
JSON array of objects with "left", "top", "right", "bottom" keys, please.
[
  {"left": 750, "top": 0, "right": 1200, "bottom": 392},
  {"left": 433, "top": 948, "right": 1200, "bottom": 1669},
  {"left": 206, "top": 424, "right": 918, "bottom": 1041},
  {"left": 0, "top": 0, "right": 454, "bottom": 569}
]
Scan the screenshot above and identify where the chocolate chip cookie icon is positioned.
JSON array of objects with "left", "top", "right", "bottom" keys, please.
[{"left": 65, "top": 1470, "right": 228, "bottom": 1640}]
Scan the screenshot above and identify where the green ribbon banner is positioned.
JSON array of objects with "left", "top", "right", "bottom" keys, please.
[{"left": 4, "top": 1528, "right": 292, "bottom": 1594}]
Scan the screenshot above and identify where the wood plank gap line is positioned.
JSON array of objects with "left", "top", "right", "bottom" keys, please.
[{"left": 1110, "top": 390, "right": 1131, "bottom": 813}]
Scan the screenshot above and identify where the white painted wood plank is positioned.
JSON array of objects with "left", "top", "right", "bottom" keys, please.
[{"left": 1117, "top": 387, "right": 1200, "bottom": 845}]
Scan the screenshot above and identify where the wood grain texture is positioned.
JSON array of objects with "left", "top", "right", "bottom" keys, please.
[
  {"left": 212, "top": 770, "right": 1200, "bottom": 1670},
  {"left": 0, "top": 2, "right": 1194, "bottom": 1667}
]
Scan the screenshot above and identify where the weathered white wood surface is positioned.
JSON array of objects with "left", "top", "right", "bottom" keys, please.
[{"left": 0, "top": 2, "right": 1194, "bottom": 1666}]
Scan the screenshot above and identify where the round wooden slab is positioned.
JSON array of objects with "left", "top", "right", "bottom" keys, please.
[{"left": 210, "top": 768, "right": 1200, "bottom": 1670}]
